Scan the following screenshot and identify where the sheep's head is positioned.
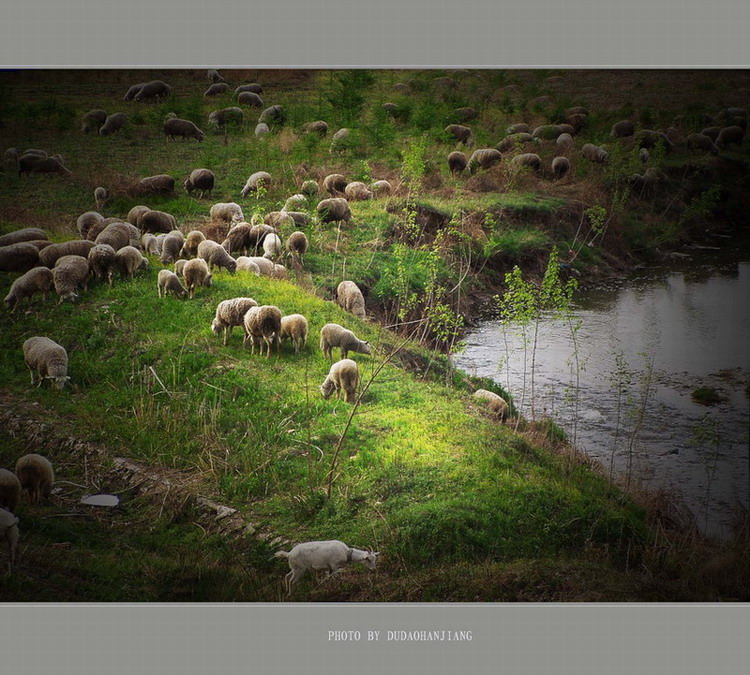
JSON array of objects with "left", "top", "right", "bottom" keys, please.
[
  {"left": 211, "top": 319, "right": 221, "bottom": 336},
  {"left": 204, "top": 274, "right": 213, "bottom": 288},
  {"left": 362, "top": 551, "right": 380, "bottom": 570},
  {"left": 357, "top": 340, "right": 372, "bottom": 356},
  {"left": 46, "top": 374, "right": 70, "bottom": 390},
  {"left": 4, "top": 294, "right": 16, "bottom": 311},
  {"left": 320, "top": 379, "right": 335, "bottom": 399}
]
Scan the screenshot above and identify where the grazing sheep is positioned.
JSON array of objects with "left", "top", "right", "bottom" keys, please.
[
  {"left": 221, "top": 222, "right": 254, "bottom": 255},
  {"left": 237, "top": 91, "right": 263, "bottom": 107},
  {"left": 4, "top": 266, "right": 54, "bottom": 311},
  {"left": 687, "top": 133, "right": 720, "bottom": 155},
  {"left": 272, "top": 264, "right": 288, "bottom": 280},
  {"left": 444, "top": 124, "right": 473, "bottom": 145},
  {"left": 39, "top": 240, "right": 95, "bottom": 268},
  {"left": 0, "top": 507, "right": 19, "bottom": 575},
  {"left": 551, "top": 156, "right": 571, "bottom": 180},
  {"left": 455, "top": 107, "right": 478, "bottom": 122},
  {"left": 635, "top": 130, "right": 673, "bottom": 151},
  {"left": 319, "top": 360, "right": 360, "bottom": 404},
  {"left": 124, "top": 82, "right": 147, "bottom": 100},
  {"left": 22, "top": 336, "right": 69, "bottom": 389},
  {"left": 240, "top": 171, "right": 271, "bottom": 197},
  {"left": 93, "top": 223, "right": 131, "bottom": 252},
  {"left": 243, "top": 305, "right": 282, "bottom": 357},
  {"left": 323, "top": 173, "right": 348, "bottom": 195},
  {"left": 140, "top": 209, "right": 177, "bottom": 234},
  {"left": 495, "top": 133, "right": 536, "bottom": 153},
  {"left": 255, "top": 123, "right": 270, "bottom": 138},
  {"left": 555, "top": 133, "right": 574, "bottom": 150},
  {"left": 468, "top": 148, "right": 502, "bottom": 174},
  {"left": 211, "top": 297, "right": 259, "bottom": 345},
  {"left": 716, "top": 125, "right": 744, "bottom": 147},
  {"left": 262, "top": 233, "right": 282, "bottom": 259},
  {"left": 282, "top": 194, "right": 308, "bottom": 212},
  {"left": 127, "top": 205, "right": 151, "bottom": 228},
  {"left": 506, "top": 123, "right": 530, "bottom": 134},
  {"left": 639, "top": 147, "right": 650, "bottom": 164},
  {"left": 319, "top": 323, "right": 371, "bottom": 360},
  {"left": 182, "top": 258, "right": 213, "bottom": 298},
  {"left": 0, "top": 243, "right": 40, "bottom": 273},
  {"left": 581, "top": 143, "right": 609, "bottom": 164},
  {"left": 700, "top": 126, "right": 721, "bottom": 141},
  {"left": 180, "top": 230, "right": 206, "bottom": 258},
  {"left": 0, "top": 227, "right": 47, "bottom": 247},
  {"left": 81, "top": 109, "right": 108, "bottom": 133},
  {"left": 0, "top": 470, "right": 21, "bottom": 513},
  {"left": 448, "top": 151, "right": 468, "bottom": 175},
  {"left": 370, "top": 180, "right": 392, "bottom": 196},
  {"left": 382, "top": 103, "right": 398, "bottom": 115},
  {"left": 236, "top": 256, "right": 270, "bottom": 275},
  {"left": 336, "top": 280, "right": 366, "bottom": 319},
  {"left": 531, "top": 124, "right": 563, "bottom": 140},
  {"left": 210, "top": 202, "right": 245, "bottom": 226},
  {"left": 259, "top": 105, "right": 285, "bottom": 125},
  {"left": 87, "top": 244, "right": 117, "bottom": 285},
  {"left": 344, "top": 182, "right": 373, "bottom": 201},
  {"left": 204, "top": 82, "right": 231, "bottom": 97},
  {"left": 197, "top": 239, "right": 237, "bottom": 273},
  {"left": 18, "top": 154, "right": 72, "bottom": 177},
  {"left": 510, "top": 153, "right": 542, "bottom": 172},
  {"left": 135, "top": 174, "right": 175, "bottom": 196},
  {"left": 99, "top": 113, "right": 127, "bottom": 136},
  {"left": 284, "top": 211, "right": 310, "bottom": 228},
  {"left": 317, "top": 198, "right": 352, "bottom": 225},
  {"left": 15, "top": 454, "right": 54, "bottom": 504},
  {"left": 247, "top": 223, "right": 278, "bottom": 252},
  {"left": 93, "top": 187, "right": 108, "bottom": 212},
  {"left": 611, "top": 120, "right": 635, "bottom": 138},
  {"left": 558, "top": 123, "right": 576, "bottom": 136},
  {"left": 21, "top": 240, "right": 53, "bottom": 251},
  {"left": 115, "top": 246, "right": 149, "bottom": 280},
  {"left": 163, "top": 118, "right": 205, "bottom": 142},
  {"left": 303, "top": 120, "right": 329, "bottom": 135},
  {"left": 280, "top": 314, "right": 309, "bottom": 353},
  {"left": 134, "top": 80, "right": 171, "bottom": 102},
  {"left": 140, "top": 233, "right": 158, "bottom": 255},
  {"left": 184, "top": 168, "right": 215, "bottom": 198},
  {"left": 174, "top": 259, "right": 187, "bottom": 277},
  {"left": 287, "top": 231, "right": 309, "bottom": 262},
  {"left": 157, "top": 269, "right": 188, "bottom": 299},
  {"left": 393, "top": 82, "right": 409, "bottom": 93},
  {"left": 208, "top": 106, "right": 244, "bottom": 129},
  {"left": 565, "top": 106, "right": 589, "bottom": 117},
  {"left": 159, "top": 231, "right": 185, "bottom": 264},
  {"left": 473, "top": 389, "right": 509, "bottom": 421},
  {"left": 275, "top": 540, "right": 379, "bottom": 595},
  {"left": 207, "top": 69, "right": 225, "bottom": 84},
  {"left": 235, "top": 83, "right": 263, "bottom": 96},
  {"left": 300, "top": 179, "right": 319, "bottom": 197}
]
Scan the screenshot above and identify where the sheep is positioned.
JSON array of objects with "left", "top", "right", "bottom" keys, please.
[
  {"left": 371, "top": 180, "right": 392, "bottom": 196},
  {"left": 510, "top": 153, "right": 542, "bottom": 172},
  {"left": 237, "top": 91, "right": 263, "bottom": 107},
  {"left": 280, "top": 314, "right": 309, "bottom": 353},
  {"left": 686, "top": 133, "right": 720, "bottom": 155},
  {"left": 319, "top": 323, "right": 371, "bottom": 360},
  {"left": 174, "top": 259, "right": 187, "bottom": 277},
  {"left": 197, "top": 239, "right": 237, "bottom": 273},
  {"left": 208, "top": 106, "right": 244, "bottom": 129},
  {"left": 39, "top": 240, "right": 95, "bottom": 268},
  {"left": 272, "top": 264, "right": 288, "bottom": 280},
  {"left": 255, "top": 123, "right": 270, "bottom": 138},
  {"left": 287, "top": 231, "right": 309, "bottom": 262},
  {"left": 531, "top": 124, "right": 563, "bottom": 140},
  {"left": 141, "top": 209, "right": 177, "bottom": 234},
  {"left": 0, "top": 507, "right": 19, "bottom": 575},
  {"left": 558, "top": 123, "right": 576, "bottom": 136},
  {"left": 448, "top": 151, "right": 468, "bottom": 175},
  {"left": 467, "top": 148, "right": 502, "bottom": 174},
  {"left": 134, "top": 80, "right": 171, "bottom": 102},
  {"left": 157, "top": 269, "right": 188, "bottom": 299},
  {"left": 207, "top": 69, "right": 225, "bottom": 84},
  {"left": 455, "top": 106, "right": 478, "bottom": 122},
  {"left": 135, "top": 174, "right": 175, "bottom": 196},
  {"left": 81, "top": 109, "right": 108, "bottom": 133},
  {"left": 123, "top": 82, "right": 147, "bottom": 100},
  {"left": 262, "top": 233, "right": 282, "bottom": 259},
  {"left": 87, "top": 244, "right": 117, "bottom": 285},
  {"left": 444, "top": 124, "right": 473, "bottom": 145},
  {"left": 634, "top": 129, "right": 673, "bottom": 151},
  {"left": 184, "top": 169, "right": 215, "bottom": 198},
  {"left": 211, "top": 297, "right": 259, "bottom": 345},
  {"left": 265, "top": 211, "right": 294, "bottom": 229},
  {"left": 716, "top": 125, "right": 745, "bottom": 148},
  {"left": 551, "top": 156, "right": 571, "bottom": 180},
  {"left": 115, "top": 245, "right": 148, "bottom": 280},
  {"left": 236, "top": 256, "right": 269, "bottom": 275},
  {"left": 259, "top": 105, "right": 285, "bottom": 125},
  {"left": 15, "top": 454, "right": 54, "bottom": 504},
  {"left": 473, "top": 389, "right": 509, "bottom": 421},
  {"left": 22, "top": 336, "right": 69, "bottom": 389},
  {"left": 323, "top": 173, "right": 348, "bottom": 195},
  {"left": 336, "top": 280, "right": 366, "bottom": 319},
  {"left": 99, "top": 113, "right": 127, "bottom": 136},
  {"left": 240, "top": 171, "right": 271, "bottom": 197},
  {"left": 51, "top": 255, "right": 89, "bottom": 302},
  {"left": 210, "top": 202, "right": 245, "bottom": 226},
  {"left": 159, "top": 231, "right": 185, "bottom": 264},
  {"left": 303, "top": 120, "right": 329, "bottom": 135},
  {"left": 611, "top": 120, "right": 635, "bottom": 138},
  {"left": 0, "top": 470, "right": 21, "bottom": 512},
  {"left": 344, "top": 182, "right": 373, "bottom": 201},
  {"left": 164, "top": 118, "right": 205, "bottom": 142},
  {"left": 300, "top": 179, "right": 319, "bottom": 197},
  {"left": 4, "top": 266, "right": 54, "bottom": 311},
  {"left": 235, "top": 83, "right": 263, "bottom": 96},
  {"left": 93, "top": 223, "right": 131, "bottom": 252},
  {"left": 581, "top": 143, "right": 609, "bottom": 164},
  {"left": 204, "top": 82, "right": 231, "bottom": 97},
  {"left": 0, "top": 243, "right": 40, "bottom": 273},
  {"left": 506, "top": 123, "right": 530, "bottom": 134},
  {"left": 319, "top": 359, "right": 360, "bottom": 403},
  {"left": 242, "top": 305, "right": 282, "bottom": 357},
  {"left": 221, "top": 222, "right": 253, "bottom": 255},
  {"left": 180, "top": 230, "right": 206, "bottom": 258},
  {"left": 700, "top": 126, "right": 721, "bottom": 141},
  {"left": 0, "top": 227, "right": 47, "bottom": 247},
  {"left": 382, "top": 103, "right": 398, "bottom": 115},
  {"left": 93, "top": 187, "right": 108, "bottom": 212},
  {"left": 639, "top": 147, "right": 650, "bottom": 164},
  {"left": 317, "top": 198, "right": 351, "bottom": 225},
  {"left": 246, "top": 224, "right": 277, "bottom": 252},
  {"left": 18, "top": 154, "right": 72, "bottom": 177},
  {"left": 555, "top": 133, "right": 574, "bottom": 150},
  {"left": 393, "top": 82, "right": 409, "bottom": 93},
  {"left": 127, "top": 205, "right": 151, "bottom": 228},
  {"left": 282, "top": 194, "right": 308, "bottom": 211},
  {"left": 154, "top": 234, "right": 168, "bottom": 255},
  {"left": 495, "top": 133, "right": 536, "bottom": 153},
  {"left": 21, "top": 240, "right": 53, "bottom": 252},
  {"left": 183, "top": 258, "right": 213, "bottom": 298}
]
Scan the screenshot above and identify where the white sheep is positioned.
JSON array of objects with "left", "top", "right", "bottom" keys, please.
[
  {"left": 210, "top": 202, "right": 245, "bottom": 226},
  {"left": 211, "top": 297, "right": 259, "bottom": 345},
  {"left": 235, "top": 257, "right": 262, "bottom": 276},
  {"left": 243, "top": 305, "right": 282, "bottom": 357},
  {"left": 272, "top": 264, "right": 288, "bottom": 280},
  {"left": 15, "top": 454, "right": 54, "bottom": 504},
  {"left": 473, "top": 389, "right": 509, "bottom": 421},
  {"left": 371, "top": 179, "right": 392, "bottom": 196},
  {"left": 240, "top": 171, "right": 271, "bottom": 197},
  {"left": 87, "top": 244, "right": 117, "bottom": 286},
  {"left": 262, "top": 233, "right": 282, "bottom": 259},
  {"left": 197, "top": 239, "right": 237, "bottom": 273},
  {"left": 0, "top": 470, "right": 21, "bottom": 513},
  {"left": 94, "top": 187, "right": 108, "bottom": 211},
  {"left": 317, "top": 198, "right": 352, "bottom": 225},
  {"left": 0, "top": 227, "right": 47, "bottom": 248},
  {"left": 4, "top": 266, "right": 54, "bottom": 311},
  {"left": 159, "top": 231, "right": 185, "bottom": 264},
  {"left": 255, "top": 123, "right": 270, "bottom": 138},
  {"left": 319, "top": 323, "right": 371, "bottom": 360},
  {"left": 320, "top": 359, "right": 360, "bottom": 404},
  {"left": 323, "top": 173, "right": 347, "bottom": 195},
  {"left": 141, "top": 233, "right": 159, "bottom": 255},
  {"left": 127, "top": 205, "right": 151, "bottom": 228},
  {"left": 336, "top": 280, "right": 366, "bottom": 319},
  {"left": 300, "top": 179, "right": 319, "bottom": 197},
  {"left": 157, "top": 269, "right": 188, "bottom": 299},
  {"left": 344, "top": 182, "right": 373, "bottom": 201},
  {"left": 181, "top": 230, "right": 206, "bottom": 258},
  {"left": 237, "top": 256, "right": 273, "bottom": 276},
  {"left": 53, "top": 255, "right": 89, "bottom": 302},
  {"left": 183, "top": 258, "right": 213, "bottom": 298},
  {"left": 116, "top": 246, "right": 149, "bottom": 279},
  {"left": 184, "top": 169, "right": 215, "bottom": 198},
  {"left": 286, "top": 231, "right": 309, "bottom": 263},
  {"left": 551, "top": 156, "right": 571, "bottom": 180},
  {"left": 281, "top": 193, "right": 307, "bottom": 211},
  {"left": 280, "top": 314, "right": 308, "bottom": 354},
  {"left": 275, "top": 540, "right": 379, "bottom": 595},
  {"left": 22, "top": 336, "right": 69, "bottom": 389},
  {"left": 0, "top": 507, "right": 19, "bottom": 575}
]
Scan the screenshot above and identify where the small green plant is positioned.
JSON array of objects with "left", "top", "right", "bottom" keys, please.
[{"left": 691, "top": 387, "right": 725, "bottom": 405}]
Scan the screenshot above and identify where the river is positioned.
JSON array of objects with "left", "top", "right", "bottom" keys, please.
[{"left": 454, "top": 237, "right": 750, "bottom": 539}]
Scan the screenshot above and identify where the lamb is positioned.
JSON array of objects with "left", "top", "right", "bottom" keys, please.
[
  {"left": 319, "top": 323, "right": 371, "bottom": 360},
  {"left": 0, "top": 470, "right": 21, "bottom": 512},
  {"left": 300, "top": 179, "right": 319, "bottom": 197},
  {"left": 237, "top": 91, "right": 263, "bottom": 107},
  {"left": 287, "top": 231, "right": 309, "bottom": 262},
  {"left": 99, "top": 113, "right": 127, "bottom": 136},
  {"left": 510, "top": 153, "right": 542, "bottom": 172},
  {"left": 18, "top": 154, "right": 72, "bottom": 177},
  {"left": 259, "top": 105, "right": 285, "bottom": 125},
  {"left": 255, "top": 123, "right": 270, "bottom": 138},
  {"left": 611, "top": 120, "right": 635, "bottom": 138},
  {"left": 303, "top": 120, "right": 328, "bottom": 135},
  {"left": 344, "top": 182, "right": 373, "bottom": 201},
  {"left": 81, "top": 109, "right": 108, "bottom": 133},
  {"left": 141, "top": 209, "right": 177, "bottom": 234},
  {"left": 336, "top": 280, "right": 366, "bottom": 319},
  {"left": 22, "top": 336, "right": 69, "bottom": 389},
  {"left": 127, "top": 205, "right": 151, "bottom": 228},
  {"left": 211, "top": 297, "right": 259, "bottom": 345},
  {"left": 52, "top": 255, "right": 89, "bottom": 302},
  {"left": 473, "top": 389, "right": 509, "bottom": 421},
  {"left": 0, "top": 243, "right": 40, "bottom": 273},
  {"left": 182, "top": 258, "right": 213, "bottom": 298},
  {"left": 124, "top": 82, "right": 147, "bottom": 100},
  {"left": 197, "top": 239, "right": 237, "bottom": 273},
  {"left": 280, "top": 314, "right": 309, "bottom": 353},
  {"left": 184, "top": 168, "right": 215, "bottom": 198},
  {"left": 317, "top": 198, "right": 352, "bottom": 225},
  {"left": 115, "top": 246, "right": 149, "bottom": 280},
  {"left": 135, "top": 174, "right": 175, "bottom": 196},
  {"left": 15, "top": 454, "right": 54, "bottom": 504},
  {"left": 235, "top": 83, "right": 263, "bottom": 96},
  {"left": 207, "top": 69, "right": 225, "bottom": 84},
  {"left": 448, "top": 151, "right": 468, "bottom": 175},
  {"left": 204, "top": 83, "right": 231, "bottom": 97},
  {"left": 551, "top": 156, "right": 571, "bottom": 179},
  {"left": 581, "top": 143, "right": 609, "bottom": 164},
  {"left": 157, "top": 269, "right": 188, "bottom": 299},
  {"left": 371, "top": 180, "right": 392, "bottom": 196},
  {"left": 210, "top": 202, "right": 244, "bottom": 226},
  {"left": 687, "top": 133, "right": 720, "bottom": 155},
  {"left": 716, "top": 125, "right": 744, "bottom": 148},
  {"left": 495, "top": 133, "right": 536, "bottom": 153},
  {"left": 262, "top": 233, "right": 282, "bottom": 259},
  {"left": 0, "top": 507, "right": 19, "bottom": 575},
  {"left": 467, "top": 148, "right": 502, "bottom": 174},
  {"left": 93, "top": 223, "right": 131, "bottom": 252},
  {"left": 240, "top": 171, "right": 271, "bottom": 197},
  {"left": 208, "top": 107, "right": 244, "bottom": 129},
  {"left": 87, "top": 244, "right": 117, "bottom": 285},
  {"left": 0, "top": 227, "right": 47, "bottom": 247},
  {"left": 319, "top": 360, "right": 360, "bottom": 404},
  {"left": 275, "top": 540, "right": 379, "bottom": 595},
  {"left": 236, "top": 257, "right": 267, "bottom": 275},
  {"left": 164, "top": 118, "right": 205, "bottom": 142},
  {"left": 282, "top": 194, "right": 308, "bottom": 211},
  {"left": 4, "top": 266, "right": 54, "bottom": 311},
  {"left": 444, "top": 124, "right": 473, "bottom": 145},
  {"left": 39, "top": 240, "right": 95, "bottom": 267},
  {"left": 181, "top": 230, "right": 206, "bottom": 258},
  {"left": 134, "top": 80, "right": 172, "bottom": 102},
  {"left": 323, "top": 173, "right": 348, "bottom": 195},
  {"left": 159, "top": 231, "right": 185, "bottom": 264},
  {"left": 242, "top": 305, "right": 282, "bottom": 357}
]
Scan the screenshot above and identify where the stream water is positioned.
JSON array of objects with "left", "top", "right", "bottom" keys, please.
[{"left": 454, "top": 236, "right": 750, "bottom": 538}]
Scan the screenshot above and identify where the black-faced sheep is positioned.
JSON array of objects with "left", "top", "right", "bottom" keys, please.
[
  {"left": 320, "top": 359, "right": 360, "bottom": 404},
  {"left": 467, "top": 148, "right": 502, "bottom": 174},
  {"left": 319, "top": 323, "right": 371, "bottom": 360},
  {"left": 211, "top": 297, "right": 259, "bottom": 346},
  {"left": 344, "top": 182, "right": 373, "bottom": 201},
  {"left": 243, "top": 305, "right": 282, "bottom": 357},
  {"left": 87, "top": 244, "right": 117, "bottom": 285},
  {"left": 0, "top": 507, "right": 19, "bottom": 575},
  {"left": 22, "top": 336, "right": 69, "bottom": 389},
  {"left": 4, "top": 266, "right": 53, "bottom": 311},
  {"left": 157, "top": 269, "right": 188, "bottom": 299},
  {"left": 163, "top": 118, "right": 205, "bottom": 142},
  {"left": 473, "top": 389, "right": 508, "bottom": 421},
  {"left": 183, "top": 258, "right": 213, "bottom": 298},
  {"left": 99, "top": 113, "right": 127, "bottom": 136},
  {"left": 336, "top": 280, "right": 366, "bottom": 319},
  {"left": 204, "top": 83, "right": 231, "bottom": 97},
  {"left": 197, "top": 239, "right": 237, "bottom": 273},
  {"left": 238, "top": 91, "right": 263, "bottom": 107},
  {"left": 323, "top": 173, "right": 348, "bottom": 195},
  {"left": 240, "top": 171, "right": 271, "bottom": 197},
  {"left": 15, "top": 454, "right": 54, "bottom": 504},
  {"left": 134, "top": 80, "right": 171, "bottom": 102},
  {"left": 81, "top": 109, "right": 108, "bottom": 133},
  {"left": 317, "top": 198, "right": 351, "bottom": 225},
  {"left": 280, "top": 314, "right": 309, "bottom": 354},
  {"left": 184, "top": 169, "right": 215, "bottom": 198},
  {"left": 0, "top": 470, "right": 21, "bottom": 513},
  {"left": 115, "top": 246, "right": 148, "bottom": 280},
  {"left": 0, "top": 243, "right": 40, "bottom": 273},
  {"left": 448, "top": 151, "right": 468, "bottom": 176},
  {"left": 0, "top": 228, "right": 47, "bottom": 247},
  {"left": 135, "top": 175, "right": 175, "bottom": 196}
]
